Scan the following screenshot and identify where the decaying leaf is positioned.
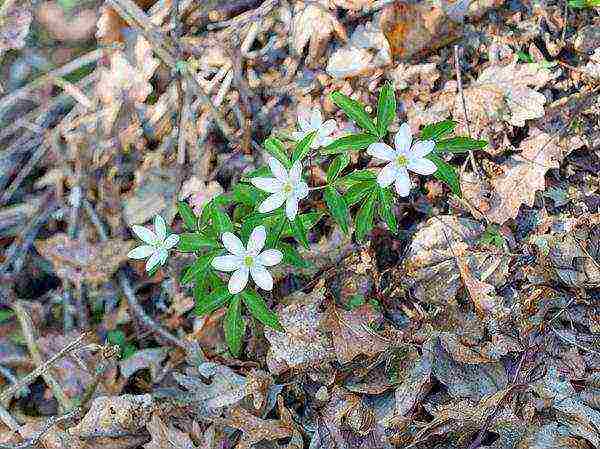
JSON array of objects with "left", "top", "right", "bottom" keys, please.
[
  {"left": 119, "top": 348, "right": 168, "bottom": 382},
  {"left": 123, "top": 167, "right": 179, "bottom": 226},
  {"left": 0, "top": 6, "right": 32, "bottom": 56},
  {"left": 323, "top": 303, "right": 390, "bottom": 364},
  {"left": 179, "top": 177, "right": 224, "bottom": 216},
  {"left": 35, "top": 234, "right": 134, "bottom": 286},
  {"left": 35, "top": 1, "right": 97, "bottom": 42},
  {"left": 144, "top": 414, "right": 195, "bottom": 449},
  {"left": 264, "top": 286, "right": 334, "bottom": 375}
]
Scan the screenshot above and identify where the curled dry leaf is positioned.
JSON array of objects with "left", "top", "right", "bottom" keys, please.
[
  {"left": 0, "top": 6, "right": 32, "bottom": 56},
  {"left": 144, "top": 414, "right": 195, "bottom": 449},
  {"left": 264, "top": 286, "right": 334, "bottom": 375},
  {"left": 324, "top": 303, "right": 390, "bottom": 364},
  {"left": 34, "top": 234, "right": 134, "bottom": 287}
]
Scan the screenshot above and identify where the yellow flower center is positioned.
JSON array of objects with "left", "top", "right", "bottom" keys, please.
[
  {"left": 283, "top": 183, "right": 293, "bottom": 194},
  {"left": 243, "top": 255, "right": 254, "bottom": 267},
  {"left": 396, "top": 154, "right": 408, "bottom": 167}
]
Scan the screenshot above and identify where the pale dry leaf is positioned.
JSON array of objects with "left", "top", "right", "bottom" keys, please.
[
  {"left": 179, "top": 177, "right": 224, "bottom": 216},
  {"left": 34, "top": 234, "right": 134, "bottom": 287},
  {"left": 35, "top": 1, "right": 97, "bottom": 42},
  {"left": 144, "top": 414, "right": 195, "bottom": 449},
  {"left": 119, "top": 348, "right": 168, "bottom": 382},
  {"left": 0, "top": 7, "right": 32, "bottom": 56},
  {"left": 331, "top": 0, "right": 376, "bottom": 9},
  {"left": 264, "top": 287, "right": 333, "bottom": 375},
  {"left": 324, "top": 303, "right": 390, "bottom": 364},
  {"left": 326, "top": 46, "right": 374, "bottom": 79},
  {"left": 393, "top": 348, "right": 432, "bottom": 417},
  {"left": 439, "top": 332, "right": 495, "bottom": 365}
]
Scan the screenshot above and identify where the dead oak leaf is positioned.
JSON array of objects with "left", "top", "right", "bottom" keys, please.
[
  {"left": 323, "top": 303, "right": 390, "bottom": 364},
  {"left": 144, "top": 414, "right": 195, "bottom": 449},
  {"left": 35, "top": 234, "right": 133, "bottom": 287}
]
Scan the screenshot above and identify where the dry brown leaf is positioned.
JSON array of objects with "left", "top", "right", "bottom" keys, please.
[
  {"left": 331, "top": 0, "right": 376, "bottom": 9},
  {"left": 264, "top": 286, "right": 334, "bottom": 375},
  {"left": 144, "top": 414, "right": 195, "bottom": 449},
  {"left": 0, "top": 6, "right": 32, "bottom": 56},
  {"left": 324, "top": 303, "right": 389, "bottom": 364},
  {"left": 35, "top": 234, "right": 133, "bottom": 287},
  {"left": 36, "top": 1, "right": 97, "bottom": 42},
  {"left": 439, "top": 332, "right": 495, "bottom": 365}
]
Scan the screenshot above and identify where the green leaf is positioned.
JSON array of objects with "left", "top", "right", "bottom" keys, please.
[
  {"left": 0, "top": 309, "right": 14, "bottom": 323},
  {"left": 323, "top": 186, "right": 349, "bottom": 234},
  {"left": 376, "top": 82, "right": 396, "bottom": 137},
  {"left": 291, "top": 131, "right": 317, "bottom": 163},
  {"left": 321, "top": 133, "right": 379, "bottom": 155},
  {"left": 195, "top": 287, "right": 232, "bottom": 316},
  {"left": 278, "top": 242, "right": 312, "bottom": 269},
  {"left": 568, "top": 0, "right": 600, "bottom": 8},
  {"left": 289, "top": 216, "right": 309, "bottom": 249},
  {"left": 177, "top": 201, "right": 197, "bottom": 231},
  {"left": 281, "top": 211, "right": 324, "bottom": 238},
  {"left": 224, "top": 296, "right": 246, "bottom": 357},
  {"left": 330, "top": 92, "right": 378, "bottom": 135},
  {"left": 233, "top": 183, "right": 265, "bottom": 207},
  {"left": 338, "top": 169, "right": 377, "bottom": 187},
  {"left": 178, "top": 233, "right": 219, "bottom": 252},
  {"left": 343, "top": 181, "right": 375, "bottom": 207},
  {"left": 265, "top": 212, "right": 287, "bottom": 248},
  {"left": 427, "top": 154, "right": 461, "bottom": 196},
  {"left": 378, "top": 187, "right": 398, "bottom": 233},
  {"left": 355, "top": 191, "right": 377, "bottom": 242},
  {"left": 264, "top": 137, "right": 291, "bottom": 168},
  {"left": 181, "top": 251, "right": 219, "bottom": 285},
  {"left": 241, "top": 290, "right": 283, "bottom": 331},
  {"left": 326, "top": 154, "right": 351, "bottom": 183},
  {"left": 435, "top": 136, "right": 488, "bottom": 153},
  {"left": 419, "top": 120, "right": 456, "bottom": 141},
  {"left": 106, "top": 329, "right": 126, "bottom": 346},
  {"left": 210, "top": 205, "right": 233, "bottom": 234},
  {"left": 243, "top": 166, "right": 272, "bottom": 179}
]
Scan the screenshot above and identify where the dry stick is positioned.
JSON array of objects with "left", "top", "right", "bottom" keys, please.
[
  {"left": 107, "top": 0, "right": 237, "bottom": 144},
  {"left": 453, "top": 45, "right": 480, "bottom": 177},
  {"left": 177, "top": 78, "right": 191, "bottom": 165},
  {"left": 82, "top": 200, "right": 189, "bottom": 351},
  {"left": 8, "top": 302, "right": 73, "bottom": 412},
  {"left": 0, "top": 140, "right": 49, "bottom": 206}
]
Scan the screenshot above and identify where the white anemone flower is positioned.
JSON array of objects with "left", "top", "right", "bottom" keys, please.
[
  {"left": 367, "top": 123, "right": 437, "bottom": 197},
  {"left": 211, "top": 225, "right": 283, "bottom": 294},
  {"left": 128, "top": 215, "right": 180, "bottom": 272},
  {"left": 292, "top": 106, "right": 337, "bottom": 149},
  {"left": 251, "top": 157, "right": 309, "bottom": 220}
]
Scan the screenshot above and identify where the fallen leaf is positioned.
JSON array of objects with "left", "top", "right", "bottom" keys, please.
[
  {"left": 36, "top": 1, "right": 97, "bottom": 42},
  {"left": 323, "top": 303, "right": 389, "bottom": 364},
  {"left": 34, "top": 234, "right": 133, "bottom": 287},
  {"left": 179, "top": 177, "right": 224, "bottom": 216},
  {"left": 119, "top": 348, "right": 168, "bottom": 382},
  {"left": 144, "top": 414, "right": 195, "bottom": 449},
  {"left": 0, "top": 6, "right": 32, "bottom": 56}
]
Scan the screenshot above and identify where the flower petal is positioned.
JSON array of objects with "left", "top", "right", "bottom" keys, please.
[
  {"left": 258, "top": 191, "right": 287, "bottom": 214},
  {"left": 268, "top": 156, "right": 289, "bottom": 181},
  {"left": 411, "top": 140, "right": 435, "bottom": 158},
  {"left": 228, "top": 267, "right": 249, "bottom": 294},
  {"left": 132, "top": 225, "right": 158, "bottom": 245},
  {"left": 291, "top": 131, "right": 307, "bottom": 141},
  {"left": 407, "top": 157, "right": 437, "bottom": 175},
  {"left": 285, "top": 197, "right": 299, "bottom": 221},
  {"left": 145, "top": 250, "right": 164, "bottom": 272},
  {"left": 163, "top": 234, "right": 180, "bottom": 250},
  {"left": 247, "top": 225, "right": 266, "bottom": 255},
  {"left": 394, "top": 169, "right": 411, "bottom": 197},
  {"left": 394, "top": 123, "right": 412, "bottom": 154},
  {"left": 289, "top": 160, "right": 303, "bottom": 184},
  {"left": 128, "top": 245, "right": 155, "bottom": 259},
  {"left": 367, "top": 142, "right": 395, "bottom": 161},
  {"left": 319, "top": 119, "right": 337, "bottom": 137},
  {"left": 250, "top": 265, "right": 274, "bottom": 291},
  {"left": 310, "top": 107, "right": 323, "bottom": 129},
  {"left": 154, "top": 215, "right": 166, "bottom": 242},
  {"left": 294, "top": 181, "right": 309, "bottom": 200},
  {"left": 316, "top": 135, "right": 335, "bottom": 148},
  {"left": 251, "top": 177, "right": 284, "bottom": 193},
  {"left": 222, "top": 232, "right": 245, "bottom": 256},
  {"left": 257, "top": 249, "right": 283, "bottom": 267},
  {"left": 376, "top": 162, "right": 398, "bottom": 188},
  {"left": 297, "top": 105, "right": 312, "bottom": 132},
  {"left": 212, "top": 255, "right": 243, "bottom": 272}
]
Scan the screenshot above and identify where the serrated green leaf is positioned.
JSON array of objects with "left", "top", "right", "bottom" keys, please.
[
  {"left": 177, "top": 201, "right": 197, "bottom": 231},
  {"left": 195, "top": 287, "right": 232, "bottom": 316},
  {"left": 343, "top": 181, "right": 375, "bottom": 207},
  {"left": 264, "top": 137, "right": 291, "bottom": 168},
  {"left": 321, "top": 133, "right": 379, "bottom": 155},
  {"left": 224, "top": 296, "right": 245, "bottom": 357},
  {"left": 211, "top": 206, "right": 233, "bottom": 234},
  {"left": 420, "top": 120, "right": 457, "bottom": 141},
  {"left": 265, "top": 212, "right": 286, "bottom": 247},
  {"left": 378, "top": 188, "right": 398, "bottom": 233},
  {"left": 376, "top": 82, "right": 396, "bottom": 137},
  {"left": 427, "top": 154, "right": 461, "bottom": 196},
  {"left": 289, "top": 216, "right": 309, "bottom": 249},
  {"left": 181, "top": 251, "right": 219, "bottom": 285},
  {"left": 338, "top": 169, "right": 377, "bottom": 187},
  {"left": 435, "top": 136, "right": 488, "bottom": 153},
  {"left": 233, "top": 183, "right": 264, "bottom": 207},
  {"left": 330, "top": 92, "right": 378, "bottom": 135},
  {"left": 355, "top": 191, "right": 377, "bottom": 242},
  {"left": 291, "top": 131, "right": 317, "bottom": 163},
  {"left": 278, "top": 242, "right": 312, "bottom": 269},
  {"left": 326, "top": 154, "right": 351, "bottom": 183},
  {"left": 178, "top": 233, "right": 219, "bottom": 252},
  {"left": 281, "top": 211, "right": 324, "bottom": 238},
  {"left": 241, "top": 290, "right": 283, "bottom": 331},
  {"left": 323, "top": 186, "right": 349, "bottom": 234}
]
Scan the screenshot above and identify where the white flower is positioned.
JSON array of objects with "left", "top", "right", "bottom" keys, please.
[
  {"left": 292, "top": 106, "right": 337, "bottom": 149},
  {"left": 128, "top": 215, "right": 180, "bottom": 272},
  {"left": 367, "top": 123, "right": 437, "bottom": 197},
  {"left": 251, "top": 157, "right": 309, "bottom": 220},
  {"left": 211, "top": 226, "right": 283, "bottom": 294}
]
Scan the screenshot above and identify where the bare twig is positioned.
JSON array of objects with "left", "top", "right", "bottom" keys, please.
[{"left": 0, "top": 139, "right": 49, "bottom": 206}]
